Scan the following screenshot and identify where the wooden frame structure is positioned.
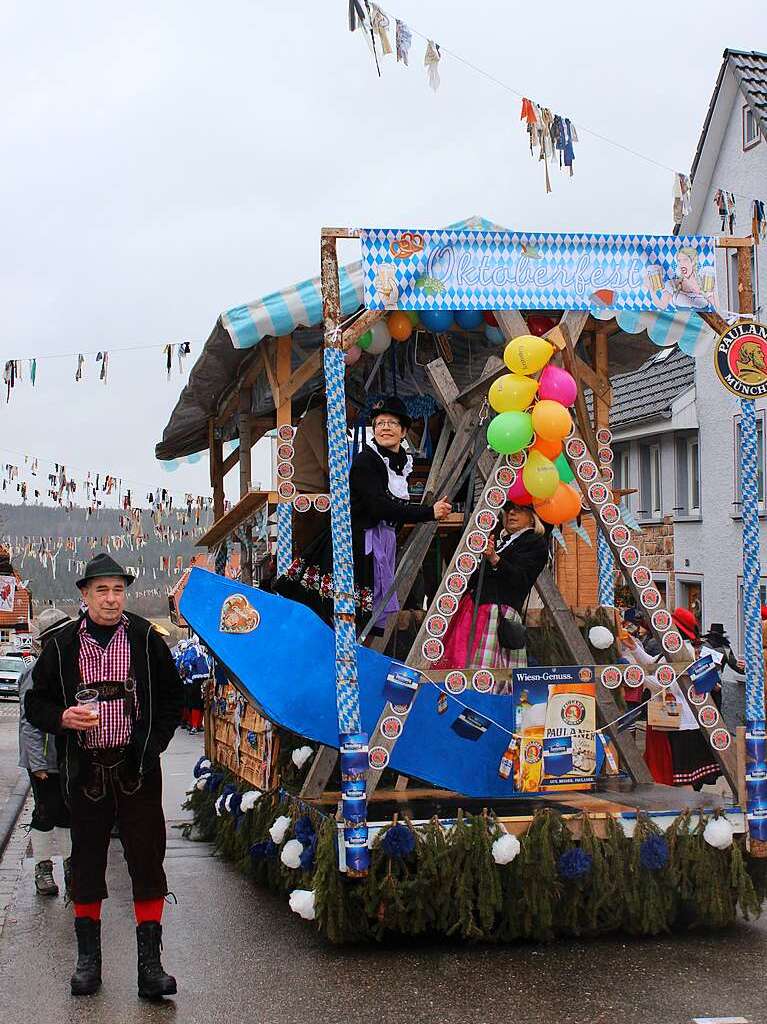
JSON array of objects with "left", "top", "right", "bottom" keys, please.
[{"left": 198, "top": 226, "right": 759, "bottom": 830}]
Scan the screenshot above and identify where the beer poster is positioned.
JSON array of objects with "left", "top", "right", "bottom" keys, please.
[{"left": 512, "top": 666, "right": 597, "bottom": 792}]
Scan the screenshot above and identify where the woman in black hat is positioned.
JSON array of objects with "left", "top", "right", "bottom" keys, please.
[{"left": 277, "top": 396, "right": 451, "bottom": 629}]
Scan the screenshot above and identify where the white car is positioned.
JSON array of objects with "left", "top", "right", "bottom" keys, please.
[{"left": 0, "top": 653, "right": 28, "bottom": 700}]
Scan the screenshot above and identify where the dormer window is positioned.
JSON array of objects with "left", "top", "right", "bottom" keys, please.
[{"left": 744, "top": 104, "right": 761, "bottom": 151}]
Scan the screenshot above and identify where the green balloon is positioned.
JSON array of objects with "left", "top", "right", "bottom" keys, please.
[
  {"left": 405, "top": 311, "right": 420, "bottom": 326},
  {"left": 555, "top": 452, "right": 575, "bottom": 483},
  {"left": 486, "top": 411, "right": 533, "bottom": 455},
  {"left": 358, "top": 330, "right": 373, "bottom": 350}
]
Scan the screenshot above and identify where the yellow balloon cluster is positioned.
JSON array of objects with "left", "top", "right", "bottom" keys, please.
[{"left": 483, "top": 327, "right": 584, "bottom": 524}]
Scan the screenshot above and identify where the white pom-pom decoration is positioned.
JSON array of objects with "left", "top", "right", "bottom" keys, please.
[
  {"left": 492, "top": 833, "right": 521, "bottom": 865},
  {"left": 703, "top": 817, "right": 734, "bottom": 850},
  {"left": 214, "top": 795, "right": 225, "bottom": 817},
  {"left": 239, "top": 790, "right": 262, "bottom": 813},
  {"left": 292, "top": 745, "right": 314, "bottom": 769},
  {"left": 224, "top": 793, "right": 234, "bottom": 813},
  {"left": 197, "top": 758, "right": 211, "bottom": 773},
  {"left": 589, "top": 625, "right": 614, "bottom": 650},
  {"left": 280, "top": 839, "right": 303, "bottom": 869},
  {"left": 289, "top": 889, "right": 316, "bottom": 921},
  {"left": 269, "top": 814, "right": 292, "bottom": 844},
  {"left": 195, "top": 778, "right": 208, "bottom": 791}
]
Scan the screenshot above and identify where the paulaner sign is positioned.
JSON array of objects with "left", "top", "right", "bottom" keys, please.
[
  {"left": 360, "top": 227, "right": 718, "bottom": 314},
  {"left": 714, "top": 321, "right": 767, "bottom": 399}
]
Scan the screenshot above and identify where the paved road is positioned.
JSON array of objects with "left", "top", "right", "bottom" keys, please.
[{"left": 1, "top": 730, "right": 765, "bottom": 1024}]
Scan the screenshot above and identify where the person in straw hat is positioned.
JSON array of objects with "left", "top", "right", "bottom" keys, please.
[
  {"left": 18, "top": 606, "right": 73, "bottom": 898},
  {"left": 25, "top": 553, "right": 183, "bottom": 1000}
]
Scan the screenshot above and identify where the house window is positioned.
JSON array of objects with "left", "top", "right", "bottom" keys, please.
[
  {"left": 639, "top": 442, "right": 662, "bottom": 518},
  {"left": 744, "top": 104, "right": 761, "bottom": 151},
  {"left": 675, "top": 433, "right": 700, "bottom": 515},
  {"left": 734, "top": 413, "right": 765, "bottom": 509},
  {"left": 613, "top": 444, "right": 630, "bottom": 496},
  {"left": 0, "top": 628, "right": 9, "bottom": 644}
]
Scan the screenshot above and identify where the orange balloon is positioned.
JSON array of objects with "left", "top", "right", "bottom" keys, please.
[
  {"left": 534, "top": 483, "right": 582, "bottom": 525},
  {"left": 388, "top": 311, "right": 413, "bottom": 342},
  {"left": 531, "top": 399, "right": 572, "bottom": 441},
  {"left": 532, "top": 436, "right": 562, "bottom": 460}
]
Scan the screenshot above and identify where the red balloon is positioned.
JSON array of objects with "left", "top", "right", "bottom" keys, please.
[
  {"left": 527, "top": 314, "right": 557, "bottom": 337},
  {"left": 507, "top": 473, "right": 534, "bottom": 506},
  {"left": 483, "top": 311, "right": 498, "bottom": 327}
]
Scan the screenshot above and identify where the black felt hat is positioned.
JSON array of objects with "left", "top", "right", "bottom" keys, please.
[
  {"left": 76, "top": 553, "right": 135, "bottom": 590},
  {"left": 370, "top": 395, "right": 412, "bottom": 429}
]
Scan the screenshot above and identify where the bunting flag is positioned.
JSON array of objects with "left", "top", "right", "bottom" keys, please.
[
  {"left": 672, "top": 173, "right": 692, "bottom": 225},
  {"left": 753, "top": 200, "right": 767, "bottom": 244},
  {"left": 395, "top": 18, "right": 411, "bottom": 64},
  {"left": 520, "top": 98, "right": 577, "bottom": 192},
  {"left": 424, "top": 39, "right": 441, "bottom": 91},
  {"left": 714, "top": 189, "right": 737, "bottom": 233},
  {"left": 75, "top": 353, "right": 85, "bottom": 381}
]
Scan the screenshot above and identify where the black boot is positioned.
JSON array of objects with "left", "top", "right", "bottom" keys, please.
[
  {"left": 71, "top": 918, "right": 102, "bottom": 996},
  {"left": 136, "top": 922, "right": 177, "bottom": 1000}
]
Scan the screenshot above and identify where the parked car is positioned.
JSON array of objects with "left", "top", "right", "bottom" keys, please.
[{"left": 0, "top": 654, "right": 26, "bottom": 700}]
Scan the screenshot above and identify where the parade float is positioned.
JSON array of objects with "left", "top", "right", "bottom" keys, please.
[{"left": 158, "top": 219, "right": 767, "bottom": 941}]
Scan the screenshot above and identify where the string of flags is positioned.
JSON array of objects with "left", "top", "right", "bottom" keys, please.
[
  {"left": 520, "top": 99, "right": 577, "bottom": 194},
  {"left": 0, "top": 343, "right": 194, "bottom": 402},
  {"left": 714, "top": 189, "right": 737, "bottom": 234}
]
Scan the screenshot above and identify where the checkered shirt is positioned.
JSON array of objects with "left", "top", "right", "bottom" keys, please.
[{"left": 78, "top": 615, "right": 136, "bottom": 750}]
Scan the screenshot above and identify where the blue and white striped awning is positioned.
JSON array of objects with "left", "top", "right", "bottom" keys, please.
[
  {"left": 591, "top": 307, "right": 714, "bottom": 356},
  {"left": 219, "top": 216, "right": 503, "bottom": 350}
]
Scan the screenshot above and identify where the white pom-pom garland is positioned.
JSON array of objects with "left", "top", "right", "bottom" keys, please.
[
  {"left": 291, "top": 745, "right": 314, "bottom": 770},
  {"left": 239, "top": 790, "right": 262, "bottom": 813},
  {"left": 289, "top": 889, "right": 316, "bottom": 920},
  {"left": 280, "top": 839, "right": 303, "bottom": 869},
  {"left": 214, "top": 795, "right": 225, "bottom": 817},
  {"left": 588, "top": 625, "right": 614, "bottom": 650},
  {"left": 269, "top": 814, "right": 292, "bottom": 844},
  {"left": 223, "top": 793, "right": 234, "bottom": 813},
  {"left": 195, "top": 777, "right": 208, "bottom": 791},
  {"left": 492, "top": 833, "right": 521, "bottom": 865},
  {"left": 198, "top": 758, "right": 211, "bottom": 773},
  {"left": 703, "top": 817, "right": 734, "bottom": 850}
]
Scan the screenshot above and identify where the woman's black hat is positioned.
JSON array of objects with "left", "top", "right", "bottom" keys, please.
[
  {"left": 370, "top": 395, "right": 412, "bottom": 429},
  {"left": 76, "top": 553, "right": 135, "bottom": 590}
]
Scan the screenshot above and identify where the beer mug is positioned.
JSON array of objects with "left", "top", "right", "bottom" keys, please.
[
  {"left": 75, "top": 688, "right": 100, "bottom": 728},
  {"left": 647, "top": 264, "right": 663, "bottom": 294}
]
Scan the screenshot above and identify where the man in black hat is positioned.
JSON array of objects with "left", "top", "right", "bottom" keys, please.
[{"left": 25, "top": 553, "right": 183, "bottom": 1000}]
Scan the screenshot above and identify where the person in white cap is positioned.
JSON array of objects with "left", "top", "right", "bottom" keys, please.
[{"left": 18, "top": 606, "right": 73, "bottom": 898}]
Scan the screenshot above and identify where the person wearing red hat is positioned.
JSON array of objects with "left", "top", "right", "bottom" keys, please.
[{"left": 661, "top": 607, "right": 721, "bottom": 790}]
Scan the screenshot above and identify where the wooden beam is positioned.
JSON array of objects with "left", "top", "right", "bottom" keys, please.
[
  {"left": 342, "top": 309, "right": 385, "bottom": 350},
  {"left": 737, "top": 244, "right": 755, "bottom": 315},
  {"left": 493, "top": 310, "right": 529, "bottom": 339},
  {"left": 221, "top": 417, "right": 274, "bottom": 477},
  {"left": 281, "top": 349, "right": 322, "bottom": 402},
  {"left": 260, "top": 340, "right": 280, "bottom": 408},
  {"left": 216, "top": 351, "right": 265, "bottom": 429},
  {"left": 239, "top": 385, "right": 253, "bottom": 585},
  {"left": 716, "top": 235, "right": 755, "bottom": 248},
  {"left": 275, "top": 335, "right": 293, "bottom": 428},
  {"left": 594, "top": 329, "right": 611, "bottom": 426},
  {"left": 557, "top": 313, "right": 599, "bottom": 460},
  {"left": 575, "top": 354, "right": 612, "bottom": 404},
  {"left": 208, "top": 419, "right": 225, "bottom": 522}
]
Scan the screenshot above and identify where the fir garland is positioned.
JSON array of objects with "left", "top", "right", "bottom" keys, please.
[{"left": 184, "top": 764, "right": 764, "bottom": 944}]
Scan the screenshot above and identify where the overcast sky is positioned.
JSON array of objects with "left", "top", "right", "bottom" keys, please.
[{"left": 1, "top": 1, "right": 765, "bottom": 509}]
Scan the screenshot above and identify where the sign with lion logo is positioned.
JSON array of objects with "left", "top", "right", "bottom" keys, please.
[{"left": 715, "top": 321, "right": 767, "bottom": 399}]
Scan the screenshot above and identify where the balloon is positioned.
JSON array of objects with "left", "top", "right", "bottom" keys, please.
[
  {"left": 388, "top": 311, "right": 413, "bottom": 342},
  {"left": 420, "top": 309, "right": 455, "bottom": 333},
  {"left": 358, "top": 330, "right": 373, "bottom": 351},
  {"left": 534, "top": 482, "right": 582, "bottom": 525},
  {"left": 532, "top": 435, "right": 562, "bottom": 460},
  {"left": 531, "top": 399, "right": 572, "bottom": 441},
  {"left": 522, "top": 450, "right": 559, "bottom": 500},
  {"left": 485, "top": 325, "right": 504, "bottom": 345},
  {"left": 538, "top": 365, "right": 578, "bottom": 407},
  {"left": 504, "top": 335, "right": 554, "bottom": 375},
  {"left": 554, "top": 452, "right": 575, "bottom": 483},
  {"left": 344, "top": 345, "right": 362, "bottom": 366},
  {"left": 405, "top": 311, "right": 420, "bottom": 326},
  {"left": 483, "top": 311, "right": 498, "bottom": 326},
  {"left": 507, "top": 474, "right": 534, "bottom": 506},
  {"left": 488, "top": 373, "right": 539, "bottom": 413},
  {"left": 486, "top": 411, "right": 534, "bottom": 455},
  {"left": 454, "top": 310, "right": 484, "bottom": 330},
  {"left": 366, "top": 321, "right": 392, "bottom": 354},
  {"left": 527, "top": 313, "right": 557, "bottom": 337}
]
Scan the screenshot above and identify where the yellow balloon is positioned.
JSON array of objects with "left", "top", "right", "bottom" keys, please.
[
  {"left": 531, "top": 399, "right": 572, "bottom": 441},
  {"left": 488, "top": 373, "right": 539, "bottom": 413},
  {"left": 522, "top": 449, "right": 559, "bottom": 500},
  {"left": 504, "top": 334, "right": 554, "bottom": 376}
]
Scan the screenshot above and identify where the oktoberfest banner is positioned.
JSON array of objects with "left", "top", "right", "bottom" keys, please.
[{"left": 360, "top": 228, "right": 718, "bottom": 314}]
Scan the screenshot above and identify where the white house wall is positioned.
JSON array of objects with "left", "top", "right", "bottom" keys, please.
[{"left": 673, "top": 66, "right": 767, "bottom": 647}]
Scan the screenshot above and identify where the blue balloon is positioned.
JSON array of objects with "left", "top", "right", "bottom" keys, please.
[
  {"left": 419, "top": 309, "right": 455, "bottom": 333},
  {"left": 485, "top": 325, "right": 505, "bottom": 345},
  {"left": 454, "top": 310, "right": 484, "bottom": 330}
]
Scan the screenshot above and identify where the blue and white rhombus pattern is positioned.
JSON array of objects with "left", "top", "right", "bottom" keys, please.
[
  {"left": 740, "top": 398, "right": 766, "bottom": 722},
  {"left": 361, "top": 228, "right": 718, "bottom": 314}
]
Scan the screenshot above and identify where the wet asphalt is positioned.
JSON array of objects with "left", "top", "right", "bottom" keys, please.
[{"left": 1, "top": 730, "right": 766, "bottom": 1024}]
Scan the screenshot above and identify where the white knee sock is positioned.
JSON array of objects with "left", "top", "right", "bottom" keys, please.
[
  {"left": 31, "top": 829, "right": 55, "bottom": 863},
  {"left": 55, "top": 827, "right": 72, "bottom": 860}
]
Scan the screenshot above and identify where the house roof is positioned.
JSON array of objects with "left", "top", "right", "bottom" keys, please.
[
  {"left": 604, "top": 348, "right": 695, "bottom": 429},
  {"left": 681, "top": 49, "right": 767, "bottom": 232},
  {"left": 0, "top": 570, "right": 31, "bottom": 629}
]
